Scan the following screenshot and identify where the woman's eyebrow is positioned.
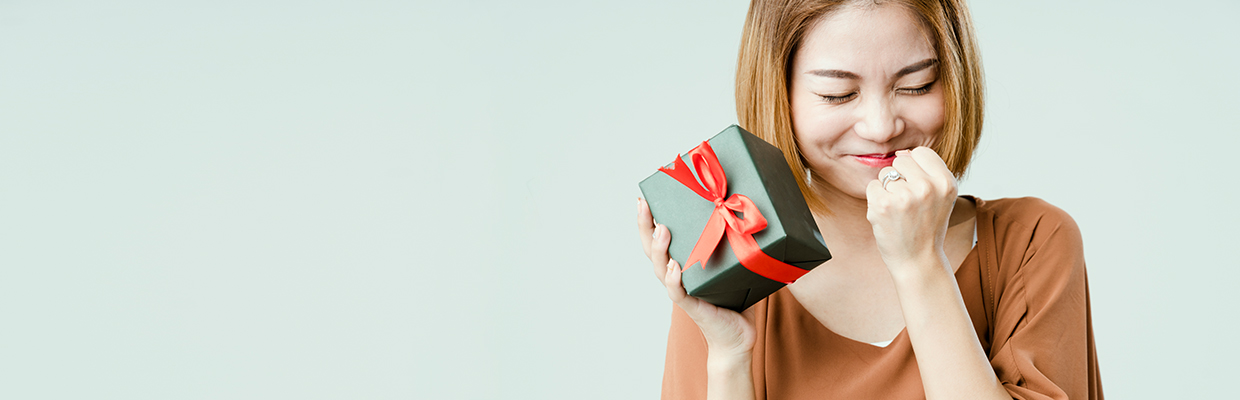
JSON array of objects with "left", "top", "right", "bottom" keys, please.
[
  {"left": 804, "top": 58, "right": 939, "bottom": 80},
  {"left": 805, "top": 69, "right": 860, "bottom": 79},
  {"left": 894, "top": 58, "right": 938, "bottom": 79}
]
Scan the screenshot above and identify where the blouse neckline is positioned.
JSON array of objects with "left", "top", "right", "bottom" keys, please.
[{"left": 779, "top": 195, "right": 985, "bottom": 352}]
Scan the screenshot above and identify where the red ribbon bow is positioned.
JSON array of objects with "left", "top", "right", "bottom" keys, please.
[{"left": 658, "top": 141, "right": 808, "bottom": 284}]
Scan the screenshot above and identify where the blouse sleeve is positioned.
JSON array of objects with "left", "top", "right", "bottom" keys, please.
[
  {"left": 987, "top": 198, "right": 1103, "bottom": 400},
  {"left": 660, "top": 304, "right": 709, "bottom": 399}
]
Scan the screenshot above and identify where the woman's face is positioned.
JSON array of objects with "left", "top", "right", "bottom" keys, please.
[{"left": 789, "top": 4, "right": 945, "bottom": 201}]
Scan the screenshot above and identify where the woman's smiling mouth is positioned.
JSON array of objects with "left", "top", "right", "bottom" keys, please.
[{"left": 850, "top": 151, "right": 904, "bottom": 168}]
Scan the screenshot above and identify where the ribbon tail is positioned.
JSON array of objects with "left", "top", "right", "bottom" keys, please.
[
  {"left": 725, "top": 228, "right": 809, "bottom": 284},
  {"left": 658, "top": 156, "right": 714, "bottom": 200},
  {"left": 685, "top": 210, "right": 727, "bottom": 270}
]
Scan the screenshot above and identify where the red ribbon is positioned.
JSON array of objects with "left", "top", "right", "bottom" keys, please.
[{"left": 658, "top": 141, "right": 808, "bottom": 284}]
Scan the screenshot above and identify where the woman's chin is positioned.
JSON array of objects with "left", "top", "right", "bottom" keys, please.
[
  {"left": 810, "top": 180, "right": 871, "bottom": 204},
  {"left": 842, "top": 188, "right": 871, "bottom": 202}
]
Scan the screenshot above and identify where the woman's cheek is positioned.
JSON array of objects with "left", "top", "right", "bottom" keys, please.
[
  {"left": 793, "top": 126, "right": 837, "bottom": 167},
  {"left": 906, "top": 92, "right": 946, "bottom": 139}
]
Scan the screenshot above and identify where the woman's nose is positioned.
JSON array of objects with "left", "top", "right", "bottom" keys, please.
[{"left": 853, "top": 96, "right": 904, "bottom": 142}]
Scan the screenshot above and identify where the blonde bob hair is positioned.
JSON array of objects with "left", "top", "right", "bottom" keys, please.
[{"left": 736, "top": 0, "right": 985, "bottom": 214}]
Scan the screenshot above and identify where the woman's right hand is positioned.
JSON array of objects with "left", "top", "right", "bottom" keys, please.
[{"left": 638, "top": 197, "right": 758, "bottom": 360}]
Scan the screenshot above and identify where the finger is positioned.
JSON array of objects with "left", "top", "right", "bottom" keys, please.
[
  {"left": 891, "top": 150, "right": 930, "bottom": 186},
  {"left": 877, "top": 166, "right": 908, "bottom": 192},
  {"left": 865, "top": 178, "right": 886, "bottom": 203},
  {"left": 664, "top": 259, "right": 688, "bottom": 302},
  {"left": 908, "top": 147, "right": 951, "bottom": 175},
  {"left": 664, "top": 259, "right": 708, "bottom": 317},
  {"left": 908, "top": 147, "right": 957, "bottom": 189},
  {"left": 637, "top": 197, "right": 655, "bottom": 257},
  {"left": 865, "top": 178, "right": 887, "bottom": 223},
  {"left": 898, "top": 148, "right": 954, "bottom": 197},
  {"left": 878, "top": 166, "right": 895, "bottom": 179},
  {"left": 650, "top": 223, "right": 672, "bottom": 281}
]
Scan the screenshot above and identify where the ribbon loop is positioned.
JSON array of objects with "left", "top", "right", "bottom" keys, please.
[{"left": 657, "top": 141, "right": 807, "bottom": 284}]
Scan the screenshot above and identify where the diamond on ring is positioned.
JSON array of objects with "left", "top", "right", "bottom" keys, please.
[{"left": 881, "top": 170, "right": 904, "bottom": 190}]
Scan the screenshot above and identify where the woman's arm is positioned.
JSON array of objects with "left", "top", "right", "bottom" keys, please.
[
  {"left": 640, "top": 198, "right": 757, "bottom": 400},
  {"left": 663, "top": 262, "right": 758, "bottom": 400},
  {"left": 706, "top": 350, "right": 756, "bottom": 400},
  {"left": 866, "top": 148, "right": 1011, "bottom": 400},
  {"left": 890, "top": 257, "right": 1011, "bottom": 400}
]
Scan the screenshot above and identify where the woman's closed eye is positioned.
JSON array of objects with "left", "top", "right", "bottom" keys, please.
[
  {"left": 817, "top": 81, "right": 935, "bottom": 104},
  {"left": 897, "top": 80, "right": 935, "bottom": 95},
  {"left": 818, "top": 92, "right": 857, "bottom": 104}
]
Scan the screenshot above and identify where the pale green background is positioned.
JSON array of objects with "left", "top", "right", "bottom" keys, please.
[{"left": 1, "top": 0, "right": 1237, "bottom": 399}]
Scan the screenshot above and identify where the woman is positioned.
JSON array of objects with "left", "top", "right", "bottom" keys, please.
[{"left": 637, "top": 0, "right": 1102, "bottom": 399}]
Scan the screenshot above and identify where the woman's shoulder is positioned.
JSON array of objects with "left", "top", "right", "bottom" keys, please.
[
  {"left": 970, "top": 196, "right": 1101, "bottom": 400},
  {"left": 974, "top": 195, "right": 1085, "bottom": 276},
  {"left": 976, "top": 196, "right": 1076, "bottom": 227},
  {"left": 975, "top": 196, "right": 1080, "bottom": 241},
  {"left": 977, "top": 196, "right": 1086, "bottom": 283}
]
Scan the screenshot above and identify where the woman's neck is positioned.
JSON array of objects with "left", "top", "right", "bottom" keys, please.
[{"left": 810, "top": 184, "right": 879, "bottom": 254}]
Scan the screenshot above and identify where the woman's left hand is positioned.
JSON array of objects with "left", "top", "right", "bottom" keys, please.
[{"left": 864, "top": 147, "right": 958, "bottom": 277}]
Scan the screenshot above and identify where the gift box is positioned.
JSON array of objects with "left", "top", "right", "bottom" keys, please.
[{"left": 639, "top": 125, "right": 832, "bottom": 312}]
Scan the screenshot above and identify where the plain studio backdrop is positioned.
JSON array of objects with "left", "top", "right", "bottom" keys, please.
[{"left": 1, "top": 0, "right": 1237, "bottom": 398}]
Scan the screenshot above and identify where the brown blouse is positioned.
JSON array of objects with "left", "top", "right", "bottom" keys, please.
[{"left": 661, "top": 197, "right": 1103, "bottom": 399}]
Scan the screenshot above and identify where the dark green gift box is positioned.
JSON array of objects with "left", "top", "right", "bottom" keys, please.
[{"left": 639, "top": 125, "right": 832, "bottom": 312}]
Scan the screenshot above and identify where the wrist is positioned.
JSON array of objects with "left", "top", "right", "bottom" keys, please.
[
  {"left": 888, "top": 252, "right": 952, "bottom": 287},
  {"left": 706, "top": 351, "right": 752, "bottom": 374},
  {"left": 706, "top": 351, "right": 756, "bottom": 400}
]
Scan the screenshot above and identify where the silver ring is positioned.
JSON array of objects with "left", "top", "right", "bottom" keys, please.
[{"left": 881, "top": 170, "right": 903, "bottom": 190}]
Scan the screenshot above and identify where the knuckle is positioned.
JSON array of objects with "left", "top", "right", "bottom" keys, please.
[
  {"left": 939, "top": 184, "right": 955, "bottom": 198},
  {"left": 913, "top": 184, "right": 931, "bottom": 198}
]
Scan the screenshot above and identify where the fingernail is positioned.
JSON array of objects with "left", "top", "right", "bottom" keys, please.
[{"left": 667, "top": 259, "right": 674, "bottom": 270}]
